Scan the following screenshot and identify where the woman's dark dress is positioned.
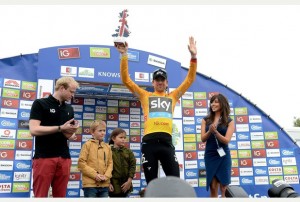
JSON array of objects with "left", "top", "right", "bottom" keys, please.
[{"left": 204, "top": 117, "right": 232, "bottom": 191}]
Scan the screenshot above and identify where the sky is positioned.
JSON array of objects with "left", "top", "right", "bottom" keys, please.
[{"left": 0, "top": 3, "right": 300, "bottom": 128}]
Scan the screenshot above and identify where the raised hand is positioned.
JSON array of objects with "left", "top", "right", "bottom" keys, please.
[
  {"left": 188, "top": 36, "right": 197, "bottom": 59},
  {"left": 114, "top": 42, "right": 128, "bottom": 55}
]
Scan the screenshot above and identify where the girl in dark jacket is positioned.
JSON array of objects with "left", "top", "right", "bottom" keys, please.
[{"left": 108, "top": 128, "right": 136, "bottom": 197}]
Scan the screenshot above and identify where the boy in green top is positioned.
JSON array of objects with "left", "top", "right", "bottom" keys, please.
[{"left": 109, "top": 128, "right": 136, "bottom": 197}]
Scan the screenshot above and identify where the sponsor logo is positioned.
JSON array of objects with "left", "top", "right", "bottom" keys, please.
[
  {"left": 107, "top": 114, "right": 118, "bottom": 121},
  {"left": 1, "top": 98, "right": 19, "bottom": 108},
  {"left": 0, "top": 183, "right": 12, "bottom": 193},
  {"left": 241, "top": 177, "right": 254, "bottom": 185},
  {"left": 281, "top": 148, "right": 294, "bottom": 156},
  {"left": 0, "top": 118, "right": 17, "bottom": 128},
  {"left": 268, "top": 167, "right": 283, "bottom": 175},
  {"left": 17, "top": 130, "right": 32, "bottom": 139},
  {"left": 16, "top": 140, "right": 33, "bottom": 150},
  {"left": 239, "top": 167, "right": 254, "bottom": 176},
  {"left": 15, "top": 150, "right": 32, "bottom": 160},
  {"left": 67, "top": 181, "right": 80, "bottom": 189},
  {"left": 194, "top": 92, "right": 206, "bottom": 99},
  {"left": 184, "top": 126, "right": 195, "bottom": 133},
  {"left": 238, "top": 141, "right": 251, "bottom": 149},
  {"left": 14, "top": 161, "right": 31, "bottom": 170},
  {"left": 264, "top": 132, "right": 278, "bottom": 139},
  {"left": 236, "top": 116, "right": 249, "bottom": 124},
  {"left": 267, "top": 158, "right": 282, "bottom": 166},
  {"left": 253, "top": 158, "right": 267, "bottom": 167},
  {"left": 13, "top": 172, "right": 31, "bottom": 181},
  {"left": 0, "top": 108, "right": 18, "bottom": 119},
  {"left": 78, "top": 67, "right": 94, "bottom": 78},
  {"left": 17, "top": 110, "right": 30, "bottom": 120},
  {"left": 18, "top": 120, "right": 29, "bottom": 129},
  {"left": 252, "top": 149, "right": 266, "bottom": 158},
  {"left": 58, "top": 47, "right": 80, "bottom": 59},
  {"left": 234, "top": 107, "right": 248, "bottom": 115},
  {"left": 0, "top": 139, "right": 15, "bottom": 149},
  {"left": 239, "top": 159, "right": 253, "bottom": 167},
  {"left": 197, "top": 142, "right": 206, "bottom": 151},
  {"left": 20, "top": 90, "right": 36, "bottom": 100},
  {"left": 185, "top": 169, "right": 198, "bottom": 178},
  {"left": 254, "top": 167, "right": 268, "bottom": 175},
  {"left": 251, "top": 141, "right": 265, "bottom": 149},
  {"left": 4, "top": 79, "right": 21, "bottom": 89},
  {"left": 130, "top": 136, "right": 141, "bottom": 143},
  {"left": 282, "top": 157, "right": 297, "bottom": 166},
  {"left": 90, "top": 47, "right": 110, "bottom": 58},
  {"left": 2, "top": 88, "right": 20, "bottom": 99},
  {"left": 254, "top": 176, "right": 269, "bottom": 185},
  {"left": 61, "top": 66, "right": 77, "bottom": 77},
  {"left": 231, "top": 168, "right": 239, "bottom": 176},
  {"left": 250, "top": 132, "right": 264, "bottom": 140},
  {"left": 266, "top": 140, "right": 279, "bottom": 148},
  {"left": 184, "top": 151, "right": 197, "bottom": 160},
  {"left": 12, "top": 182, "right": 30, "bottom": 192},
  {"left": 194, "top": 100, "right": 207, "bottom": 108},
  {"left": 19, "top": 100, "right": 33, "bottom": 110},
  {"left": 237, "top": 133, "right": 250, "bottom": 140},
  {"left": 183, "top": 108, "right": 194, "bottom": 117},
  {"left": 0, "top": 150, "right": 14, "bottom": 160},
  {"left": 69, "top": 173, "right": 81, "bottom": 181},
  {"left": 184, "top": 160, "right": 198, "bottom": 169},
  {"left": 266, "top": 149, "right": 280, "bottom": 157},
  {"left": 236, "top": 124, "right": 249, "bottom": 132},
  {"left": 283, "top": 166, "right": 298, "bottom": 175},
  {"left": 135, "top": 72, "right": 149, "bottom": 82},
  {"left": 72, "top": 98, "right": 84, "bottom": 105},
  {"left": 127, "top": 50, "right": 140, "bottom": 62},
  {"left": 22, "top": 81, "right": 37, "bottom": 91},
  {"left": 250, "top": 123, "right": 263, "bottom": 131},
  {"left": 249, "top": 115, "right": 262, "bottom": 123},
  {"left": 147, "top": 55, "right": 166, "bottom": 68}
]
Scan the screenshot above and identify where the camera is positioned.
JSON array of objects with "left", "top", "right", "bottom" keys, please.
[{"left": 268, "top": 179, "right": 300, "bottom": 198}]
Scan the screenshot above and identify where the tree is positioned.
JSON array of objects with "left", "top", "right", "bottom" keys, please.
[{"left": 293, "top": 117, "right": 300, "bottom": 127}]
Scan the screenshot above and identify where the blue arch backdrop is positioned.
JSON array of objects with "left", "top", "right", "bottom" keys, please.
[{"left": 0, "top": 45, "right": 299, "bottom": 197}]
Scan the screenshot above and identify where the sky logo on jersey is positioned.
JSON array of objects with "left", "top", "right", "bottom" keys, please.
[
  {"left": 58, "top": 47, "right": 80, "bottom": 59},
  {"left": 149, "top": 97, "right": 172, "bottom": 118}
]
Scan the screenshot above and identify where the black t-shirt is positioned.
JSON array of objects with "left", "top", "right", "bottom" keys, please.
[{"left": 30, "top": 94, "right": 74, "bottom": 158}]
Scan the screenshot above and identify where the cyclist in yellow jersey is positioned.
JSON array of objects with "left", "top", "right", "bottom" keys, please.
[{"left": 114, "top": 37, "right": 197, "bottom": 184}]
